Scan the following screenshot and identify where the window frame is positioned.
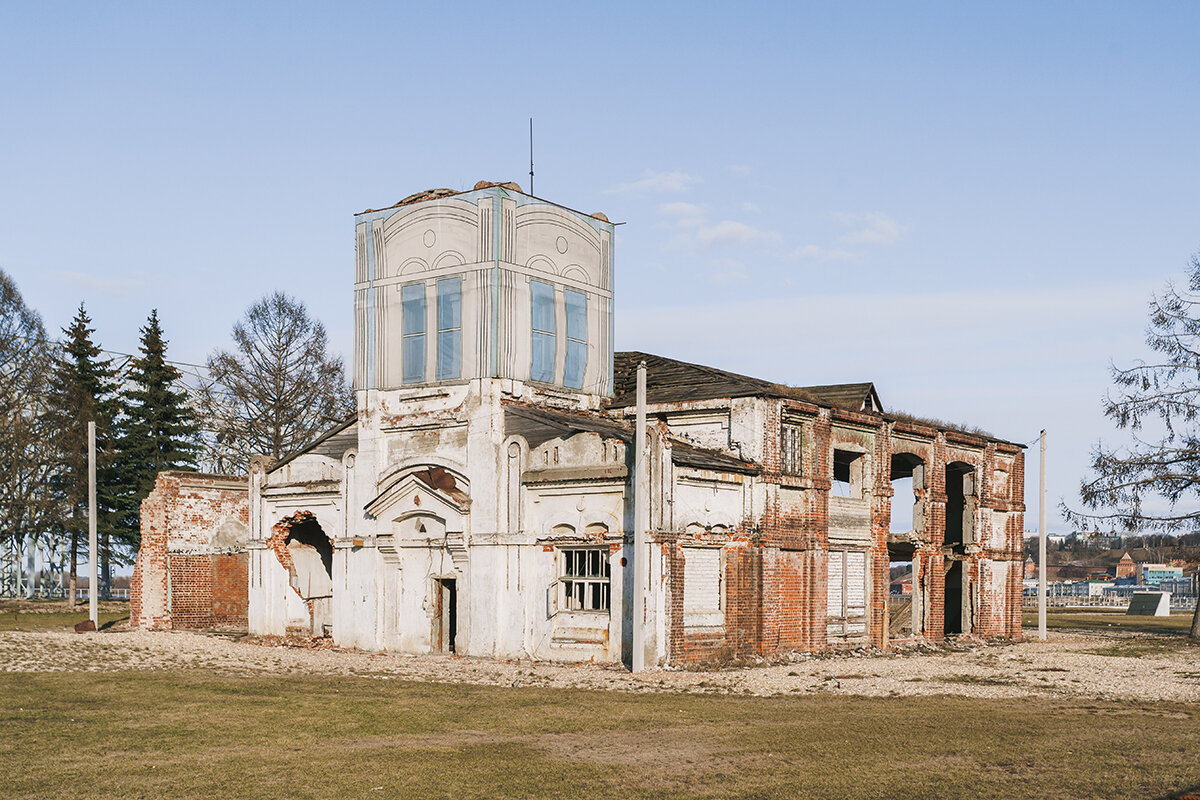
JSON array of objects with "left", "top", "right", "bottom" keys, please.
[
  {"left": 400, "top": 282, "right": 427, "bottom": 385},
  {"left": 781, "top": 422, "right": 803, "bottom": 476},
  {"left": 530, "top": 279, "right": 557, "bottom": 384},
  {"left": 555, "top": 545, "right": 611, "bottom": 614},
  {"left": 563, "top": 288, "right": 587, "bottom": 389},
  {"left": 436, "top": 277, "right": 462, "bottom": 381}
]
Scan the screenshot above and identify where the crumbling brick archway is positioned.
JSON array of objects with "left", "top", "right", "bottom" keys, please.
[{"left": 266, "top": 511, "right": 335, "bottom": 636}]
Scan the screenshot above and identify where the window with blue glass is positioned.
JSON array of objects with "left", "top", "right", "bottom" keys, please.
[
  {"left": 401, "top": 283, "right": 426, "bottom": 384},
  {"left": 436, "top": 277, "right": 462, "bottom": 381},
  {"left": 530, "top": 280, "right": 556, "bottom": 383},
  {"left": 564, "top": 289, "right": 587, "bottom": 389}
]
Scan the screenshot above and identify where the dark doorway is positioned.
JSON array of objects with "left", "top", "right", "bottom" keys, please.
[
  {"left": 944, "top": 560, "right": 963, "bottom": 635},
  {"left": 434, "top": 578, "right": 457, "bottom": 654}
]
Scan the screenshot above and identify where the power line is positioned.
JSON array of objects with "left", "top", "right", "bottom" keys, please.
[{"left": 8, "top": 333, "right": 213, "bottom": 372}]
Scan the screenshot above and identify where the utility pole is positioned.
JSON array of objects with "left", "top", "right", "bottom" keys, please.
[
  {"left": 632, "top": 361, "right": 648, "bottom": 672},
  {"left": 1038, "top": 429, "right": 1046, "bottom": 641},
  {"left": 88, "top": 421, "right": 98, "bottom": 630}
]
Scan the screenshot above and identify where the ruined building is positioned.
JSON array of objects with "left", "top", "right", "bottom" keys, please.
[{"left": 132, "top": 181, "right": 1025, "bottom": 664}]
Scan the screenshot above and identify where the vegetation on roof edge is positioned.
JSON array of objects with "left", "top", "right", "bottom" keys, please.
[{"left": 886, "top": 409, "right": 996, "bottom": 439}]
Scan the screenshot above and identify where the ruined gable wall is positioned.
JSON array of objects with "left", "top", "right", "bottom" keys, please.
[{"left": 130, "top": 472, "right": 250, "bottom": 631}]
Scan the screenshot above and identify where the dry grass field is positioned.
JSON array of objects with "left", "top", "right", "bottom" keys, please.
[{"left": 1, "top": 602, "right": 1197, "bottom": 799}]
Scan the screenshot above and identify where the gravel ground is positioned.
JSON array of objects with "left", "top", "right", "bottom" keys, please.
[{"left": 3, "top": 625, "right": 1197, "bottom": 703}]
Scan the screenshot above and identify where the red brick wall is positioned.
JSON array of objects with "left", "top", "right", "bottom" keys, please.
[{"left": 130, "top": 471, "right": 249, "bottom": 631}]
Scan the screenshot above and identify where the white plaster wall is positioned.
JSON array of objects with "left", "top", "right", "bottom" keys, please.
[
  {"left": 274, "top": 454, "right": 341, "bottom": 485},
  {"left": 730, "top": 398, "right": 766, "bottom": 463},
  {"left": 247, "top": 545, "right": 304, "bottom": 636},
  {"left": 673, "top": 476, "right": 744, "bottom": 531}
]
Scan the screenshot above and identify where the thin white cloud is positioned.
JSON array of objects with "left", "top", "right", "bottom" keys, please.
[
  {"left": 726, "top": 164, "right": 753, "bottom": 176},
  {"left": 742, "top": 201, "right": 760, "bottom": 214},
  {"left": 696, "top": 220, "right": 780, "bottom": 248},
  {"left": 606, "top": 170, "right": 700, "bottom": 194},
  {"left": 707, "top": 260, "right": 748, "bottom": 285},
  {"left": 53, "top": 270, "right": 147, "bottom": 297},
  {"left": 836, "top": 212, "right": 910, "bottom": 246},
  {"left": 789, "top": 244, "right": 856, "bottom": 262},
  {"left": 659, "top": 202, "right": 706, "bottom": 228}
]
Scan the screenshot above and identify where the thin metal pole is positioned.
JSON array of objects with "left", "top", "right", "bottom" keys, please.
[
  {"left": 632, "top": 361, "right": 648, "bottom": 672},
  {"left": 88, "top": 421, "right": 98, "bottom": 629},
  {"left": 1038, "top": 429, "right": 1046, "bottom": 641},
  {"left": 528, "top": 117, "right": 534, "bottom": 197}
]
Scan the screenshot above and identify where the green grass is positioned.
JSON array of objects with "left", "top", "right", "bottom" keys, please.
[
  {"left": 1, "top": 670, "right": 1198, "bottom": 799},
  {"left": 0, "top": 599, "right": 129, "bottom": 632},
  {"left": 0, "top": 610, "right": 128, "bottom": 632},
  {"left": 1022, "top": 609, "right": 1196, "bottom": 636}
]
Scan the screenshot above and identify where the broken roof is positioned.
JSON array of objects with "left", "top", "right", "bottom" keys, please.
[
  {"left": 610, "top": 351, "right": 1020, "bottom": 447},
  {"left": 504, "top": 401, "right": 759, "bottom": 475},
  {"left": 610, "top": 351, "right": 832, "bottom": 408},
  {"left": 355, "top": 180, "right": 613, "bottom": 223}
]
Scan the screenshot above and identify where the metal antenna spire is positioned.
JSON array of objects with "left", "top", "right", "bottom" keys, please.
[{"left": 529, "top": 117, "right": 534, "bottom": 196}]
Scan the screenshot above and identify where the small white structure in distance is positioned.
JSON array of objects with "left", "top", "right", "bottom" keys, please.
[{"left": 1126, "top": 591, "right": 1171, "bottom": 617}]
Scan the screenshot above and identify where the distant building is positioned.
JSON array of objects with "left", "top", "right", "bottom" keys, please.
[
  {"left": 1138, "top": 563, "right": 1184, "bottom": 586},
  {"left": 1115, "top": 551, "right": 1136, "bottom": 579}
]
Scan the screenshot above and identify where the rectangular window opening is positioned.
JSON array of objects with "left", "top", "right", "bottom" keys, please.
[
  {"left": 436, "top": 277, "right": 462, "bottom": 381},
  {"left": 832, "top": 449, "right": 865, "bottom": 498},
  {"left": 531, "top": 280, "right": 556, "bottom": 384},
  {"left": 564, "top": 289, "right": 587, "bottom": 389},
  {"left": 781, "top": 423, "right": 803, "bottom": 476},
  {"left": 559, "top": 546, "right": 610, "bottom": 612},
  {"left": 401, "top": 283, "right": 426, "bottom": 384}
]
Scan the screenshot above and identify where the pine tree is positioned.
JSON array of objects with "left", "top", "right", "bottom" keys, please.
[
  {"left": 1069, "top": 252, "right": 1200, "bottom": 640},
  {"left": 115, "top": 310, "right": 199, "bottom": 549},
  {"left": 45, "top": 304, "right": 122, "bottom": 607}
]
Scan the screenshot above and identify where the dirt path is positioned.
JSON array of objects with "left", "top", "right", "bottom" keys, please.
[{"left": 2, "top": 624, "right": 1196, "bottom": 703}]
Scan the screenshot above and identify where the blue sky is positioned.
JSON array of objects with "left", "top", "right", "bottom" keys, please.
[{"left": 3, "top": 2, "right": 1199, "bottom": 532}]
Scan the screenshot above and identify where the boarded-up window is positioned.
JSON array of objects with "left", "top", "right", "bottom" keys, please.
[
  {"left": 683, "top": 547, "right": 724, "bottom": 629},
  {"left": 827, "top": 549, "right": 868, "bottom": 640},
  {"left": 781, "top": 423, "right": 802, "bottom": 476}
]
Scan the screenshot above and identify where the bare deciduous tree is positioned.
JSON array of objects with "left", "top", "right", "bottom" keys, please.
[
  {"left": 1067, "top": 253, "right": 1200, "bottom": 640},
  {"left": 198, "top": 292, "right": 354, "bottom": 472},
  {"left": 0, "top": 269, "right": 59, "bottom": 557}
]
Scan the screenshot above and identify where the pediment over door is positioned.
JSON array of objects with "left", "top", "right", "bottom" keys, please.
[{"left": 365, "top": 468, "right": 470, "bottom": 532}]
